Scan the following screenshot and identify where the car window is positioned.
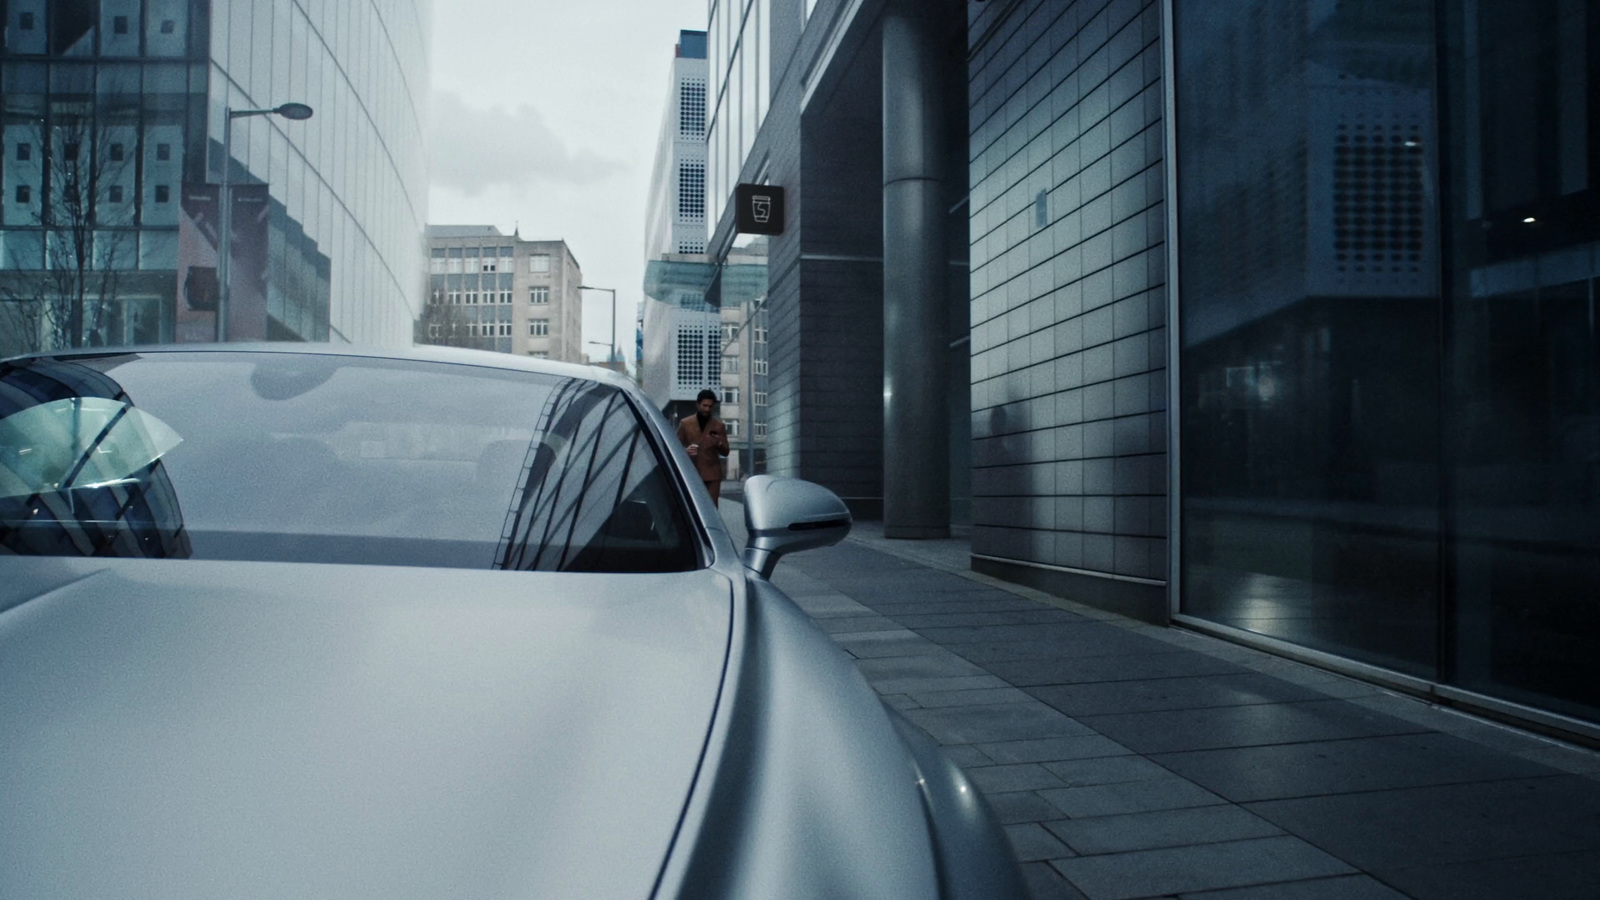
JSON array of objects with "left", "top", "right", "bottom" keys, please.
[{"left": 0, "top": 352, "right": 701, "bottom": 573}]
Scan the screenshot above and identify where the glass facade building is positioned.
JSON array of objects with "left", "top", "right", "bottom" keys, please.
[
  {"left": 0, "top": 0, "right": 428, "bottom": 354},
  {"left": 1174, "top": 0, "right": 1600, "bottom": 728},
  {"left": 707, "top": 0, "right": 770, "bottom": 231}
]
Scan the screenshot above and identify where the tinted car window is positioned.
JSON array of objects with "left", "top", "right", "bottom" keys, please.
[{"left": 0, "top": 352, "right": 700, "bottom": 572}]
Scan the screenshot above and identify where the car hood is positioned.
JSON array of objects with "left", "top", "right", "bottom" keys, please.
[{"left": 0, "top": 558, "right": 733, "bottom": 900}]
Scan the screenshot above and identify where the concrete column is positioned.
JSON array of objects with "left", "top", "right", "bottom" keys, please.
[{"left": 882, "top": 2, "right": 949, "bottom": 539}]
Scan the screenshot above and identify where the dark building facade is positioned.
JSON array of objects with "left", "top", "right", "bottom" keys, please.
[{"left": 709, "top": 0, "right": 1599, "bottom": 740}]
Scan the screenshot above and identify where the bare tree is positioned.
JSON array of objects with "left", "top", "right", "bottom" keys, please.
[
  {"left": 1, "top": 113, "right": 135, "bottom": 353},
  {"left": 415, "top": 297, "right": 485, "bottom": 350}
]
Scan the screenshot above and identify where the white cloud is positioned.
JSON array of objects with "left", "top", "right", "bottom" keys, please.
[{"left": 427, "top": 91, "right": 628, "bottom": 196}]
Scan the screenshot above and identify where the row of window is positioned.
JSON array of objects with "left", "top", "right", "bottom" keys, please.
[
  {"left": 429, "top": 286, "right": 551, "bottom": 305},
  {"left": 714, "top": 419, "right": 767, "bottom": 439},
  {"left": 429, "top": 248, "right": 551, "bottom": 275},
  {"left": 425, "top": 321, "right": 548, "bottom": 338},
  {"left": 12, "top": 142, "right": 172, "bottom": 162},
  {"left": 11, "top": 184, "right": 171, "bottom": 204},
  {"left": 719, "top": 388, "right": 768, "bottom": 407},
  {"left": 9, "top": 11, "right": 181, "bottom": 36}
]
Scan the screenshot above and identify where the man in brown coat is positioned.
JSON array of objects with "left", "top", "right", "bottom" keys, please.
[{"left": 677, "top": 389, "right": 731, "bottom": 505}]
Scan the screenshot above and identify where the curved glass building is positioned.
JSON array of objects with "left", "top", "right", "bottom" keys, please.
[{"left": 0, "top": 0, "right": 429, "bottom": 353}]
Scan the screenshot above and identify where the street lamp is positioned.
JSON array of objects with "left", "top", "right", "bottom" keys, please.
[
  {"left": 578, "top": 285, "right": 618, "bottom": 368},
  {"left": 217, "top": 102, "right": 314, "bottom": 342}
]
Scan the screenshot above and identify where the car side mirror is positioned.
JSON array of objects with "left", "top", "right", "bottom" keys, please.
[{"left": 742, "top": 475, "right": 853, "bottom": 578}]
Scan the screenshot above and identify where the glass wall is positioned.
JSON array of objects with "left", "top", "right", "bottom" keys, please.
[
  {"left": 0, "top": 0, "right": 211, "bottom": 354},
  {"left": 707, "top": 0, "right": 769, "bottom": 230},
  {"left": 208, "top": 0, "right": 429, "bottom": 346},
  {"left": 1439, "top": 0, "right": 1600, "bottom": 721},
  {"left": 0, "top": 0, "right": 428, "bottom": 355},
  {"left": 1176, "top": 0, "right": 1600, "bottom": 724}
]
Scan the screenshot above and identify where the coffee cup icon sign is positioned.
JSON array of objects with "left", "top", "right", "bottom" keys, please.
[{"left": 752, "top": 195, "right": 773, "bottom": 224}]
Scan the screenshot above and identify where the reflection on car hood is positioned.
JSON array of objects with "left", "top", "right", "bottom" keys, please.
[{"left": 0, "top": 558, "right": 732, "bottom": 900}]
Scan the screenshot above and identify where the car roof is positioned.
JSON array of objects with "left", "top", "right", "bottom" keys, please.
[{"left": 5, "top": 343, "right": 638, "bottom": 391}]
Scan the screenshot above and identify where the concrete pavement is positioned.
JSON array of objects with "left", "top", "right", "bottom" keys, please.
[{"left": 720, "top": 501, "right": 1600, "bottom": 900}]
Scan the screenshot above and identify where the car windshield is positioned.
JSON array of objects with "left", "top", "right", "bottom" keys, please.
[{"left": 0, "top": 351, "right": 701, "bottom": 573}]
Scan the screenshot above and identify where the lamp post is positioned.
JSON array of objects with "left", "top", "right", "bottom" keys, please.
[
  {"left": 217, "top": 102, "right": 313, "bottom": 342},
  {"left": 578, "top": 284, "right": 618, "bottom": 368}
]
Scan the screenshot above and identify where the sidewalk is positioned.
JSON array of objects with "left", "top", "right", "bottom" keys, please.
[{"left": 720, "top": 501, "right": 1600, "bottom": 900}]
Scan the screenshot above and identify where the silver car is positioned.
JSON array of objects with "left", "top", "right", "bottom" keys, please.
[{"left": 0, "top": 345, "right": 1025, "bottom": 900}]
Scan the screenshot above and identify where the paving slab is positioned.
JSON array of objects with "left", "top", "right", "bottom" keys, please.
[
  {"left": 902, "top": 701, "right": 1099, "bottom": 744},
  {"left": 1044, "top": 805, "right": 1286, "bottom": 856},
  {"left": 910, "top": 686, "right": 1037, "bottom": 708},
  {"left": 967, "top": 763, "right": 1071, "bottom": 793},
  {"left": 1243, "top": 776, "right": 1600, "bottom": 871},
  {"left": 1378, "top": 849, "right": 1600, "bottom": 900},
  {"left": 1177, "top": 874, "right": 1409, "bottom": 899},
  {"left": 1030, "top": 673, "right": 1330, "bottom": 717},
  {"left": 1006, "top": 822, "right": 1078, "bottom": 862},
  {"left": 986, "top": 651, "right": 1251, "bottom": 687},
  {"left": 1050, "top": 836, "right": 1355, "bottom": 900},
  {"left": 1152, "top": 732, "right": 1560, "bottom": 802},
  {"left": 1038, "top": 777, "right": 1229, "bottom": 818},
  {"left": 1079, "top": 699, "right": 1432, "bottom": 755},
  {"left": 978, "top": 734, "right": 1138, "bottom": 765}
]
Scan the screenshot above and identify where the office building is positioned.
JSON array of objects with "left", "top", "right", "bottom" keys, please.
[
  {"left": 0, "top": 0, "right": 430, "bottom": 355},
  {"left": 706, "top": 0, "right": 1600, "bottom": 739},
  {"left": 642, "top": 26, "right": 772, "bottom": 474},
  {"left": 422, "top": 226, "right": 583, "bottom": 364}
]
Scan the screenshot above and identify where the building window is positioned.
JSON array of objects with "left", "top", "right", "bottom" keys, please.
[
  {"left": 752, "top": 358, "right": 768, "bottom": 375},
  {"left": 680, "top": 79, "right": 707, "bottom": 138},
  {"left": 109, "top": 143, "right": 125, "bottom": 162},
  {"left": 465, "top": 289, "right": 479, "bottom": 305},
  {"left": 530, "top": 320, "right": 549, "bottom": 337},
  {"left": 159, "top": 19, "right": 176, "bottom": 34},
  {"left": 16, "top": 143, "right": 30, "bottom": 161},
  {"left": 481, "top": 256, "right": 497, "bottom": 273},
  {"left": 62, "top": 141, "right": 81, "bottom": 161},
  {"left": 499, "top": 289, "right": 514, "bottom": 304},
  {"left": 753, "top": 391, "right": 767, "bottom": 407},
  {"left": 14, "top": 185, "right": 31, "bottom": 204},
  {"left": 529, "top": 254, "right": 551, "bottom": 274},
  {"left": 427, "top": 324, "right": 441, "bottom": 338},
  {"left": 154, "top": 185, "right": 170, "bottom": 203},
  {"left": 754, "top": 422, "right": 767, "bottom": 438},
  {"left": 723, "top": 355, "right": 739, "bottom": 375},
  {"left": 113, "top": 16, "right": 130, "bottom": 34},
  {"left": 726, "top": 419, "right": 740, "bottom": 438},
  {"left": 155, "top": 143, "right": 171, "bottom": 161},
  {"left": 529, "top": 286, "right": 549, "bottom": 304},
  {"left": 447, "top": 290, "right": 460, "bottom": 304},
  {"left": 109, "top": 186, "right": 124, "bottom": 203},
  {"left": 447, "top": 248, "right": 463, "bottom": 273},
  {"left": 528, "top": 350, "right": 549, "bottom": 359},
  {"left": 430, "top": 249, "right": 446, "bottom": 273},
  {"left": 753, "top": 325, "right": 767, "bottom": 344},
  {"left": 679, "top": 162, "right": 706, "bottom": 222},
  {"left": 723, "top": 387, "right": 740, "bottom": 405}
]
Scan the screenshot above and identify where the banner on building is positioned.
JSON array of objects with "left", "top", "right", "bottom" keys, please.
[{"left": 176, "top": 183, "right": 270, "bottom": 343}]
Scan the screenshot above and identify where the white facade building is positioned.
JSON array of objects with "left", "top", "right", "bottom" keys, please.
[{"left": 422, "top": 226, "right": 583, "bottom": 364}]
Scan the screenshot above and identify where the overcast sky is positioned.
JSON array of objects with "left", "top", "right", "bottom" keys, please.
[{"left": 427, "top": 0, "right": 707, "bottom": 363}]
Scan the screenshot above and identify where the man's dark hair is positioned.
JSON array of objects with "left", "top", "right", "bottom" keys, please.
[{"left": 696, "top": 389, "right": 719, "bottom": 404}]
